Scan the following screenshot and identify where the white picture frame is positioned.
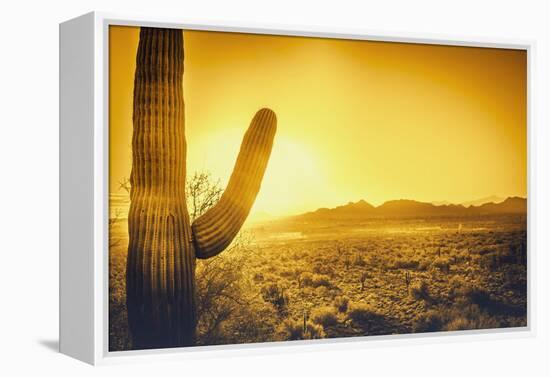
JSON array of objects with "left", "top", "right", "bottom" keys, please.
[{"left": 60, "top": 11, "right": 535, "bottom": 365}]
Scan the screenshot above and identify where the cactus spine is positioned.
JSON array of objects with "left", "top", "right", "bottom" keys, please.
[{"left": 126, "top": 27, "right": 277, "bottom": 349}]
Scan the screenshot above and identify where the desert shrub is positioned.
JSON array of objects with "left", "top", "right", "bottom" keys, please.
[
  {"left": 266, "top": 265, "right": 278, "bottom": 273},
  {"left": 300, "top": 272, "right": 331, "bottom": 288},
  {"left": 449, "top": 283, "right": 492, "bottom": 309},
  {"left": 347, "top": 303, "right": 379, "bottom": 325},
  {"left": 277, "top": 318, "right": 326, "bottom": 340},
  {"left": 464, "top": 265, "right": 475, "bottom": 277},
  {"left": 479, "top": 253, "right": 501, "bottom": 271},
  {"left": 417, "top": 259, "right": 431, "bottom": 271},
  {"left": 445, "top": 275, "right": 464, "bottom": 296},
  {"left": 444, "top": 317, "right": 470, "bottom": 331},
  {"left": 391, "top": 258, "right": 420, "bottom": 270},
  {"left": 261, "top": 283, "right": 289, "bottom": 314},
  {"left": 312, "top": 274, "right": 331, "bottom": 287},
  {"left": 195, "top": 247, "right": 278, "bottom": 345},
  {"left": 366, "top": 254, "right": 381, "bottom": 268},
  {"left": 343, "top": 255, "right": 352, "bottom": 270},
  {"left": 479, "top": 245, "right": 500, "bottom": 255},
  {"left": 315, "top": 285, "right": 331, "bottom": 297},
  {"left": 334, "top": 295, "right": 349, "bottom": 313},
  {"left": 433, "top": 257, "right": 451, "bottom": 273},
  {"left": 353, "top": 253, "right": 366, "bottom": 267},
  {"left": 412, "top": 310, "right": 444, "bottom": 333},
  {"left": 409, "top": 280, "right": 429, "bottom": 300},
  {"left": 300, "top": 286, "right": 315, "bottom": 297},
  {"left": 323, "top": 264, "right": 336, "bottom": 276},
  {"left": 299, "top": 271, "right": 314, "bottom": 287},
  {"left": 195, "top": 252, "right": 243, "bottom": 343},
  {"left": 310, "top": 306, "right": 339, "bottom": 327},
  {"left": 190, "top": 172, "right": 276, "bottom": 345},
  {"left": 499, "top": 251, "right": 516, "bottom": 265},
  {"left": 303, "top": 321, "right": 326, "bottom": 339},
  {"left": 204, "top": 296, "right": 278, "bottom": 346},
  {"left": 451, "top": 250, "right": 469, "bottom": 265},
  {"left": 463, "top": 285, "right": 491, "bottom": 304},
  {"left": 108, "top": 238, "right": 130, "bottom": 351},
  {"left": 279, "top": 268, "right": 297, "bottom": 278},
  {"left": 470, "top": 254, "right": 482, "bottom": 267},
  {"left": 444, "top": 313, "right": 499, "bottom": 331},
  {"left": 443, "top": 304, "right": 500, "bottom": 331},
  {"left": 312, "top": 263, "right": 334, "bottom": 275},
  {"left": 508, "top": 241, "right": 527, "bottom": 266},
  {"left": 311, "top": 263, "right": 322, "bottom": 274},
  {"left": 504, "top": 265, "right": 527, "bottom": 292},
  {"left": 277, "top": 318, "right": 303, "bottom": 340},
  {"left": 413, "top": 303, "right": 502, "bottom": 334}
]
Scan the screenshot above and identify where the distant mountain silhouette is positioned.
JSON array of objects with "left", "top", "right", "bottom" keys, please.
[
  {"left": 292, "top": 197, "right": 526, "bottom": 221},
  {"left": 309, "top": 199, "right": 375, "bottom": 219},
  {"left": 461, "top": 195, "right": 505, "bottom": 207},
  {"left": 474, "top": 196, "right": 526, "bottom": 214},
  {"left": 431, "top": 200, "right": 452, "bottom": 206},
  {"left": 431, "top": 195, "right": 505, "bottom": 207}
]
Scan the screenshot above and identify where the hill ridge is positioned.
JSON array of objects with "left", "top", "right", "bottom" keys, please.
[{"left": 292, "top": 196, "right": 526, "bottom": 220}]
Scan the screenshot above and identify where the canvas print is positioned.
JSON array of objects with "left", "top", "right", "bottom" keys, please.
[{"left": 109, "top": 25, "right": 527, "bottom": 351}]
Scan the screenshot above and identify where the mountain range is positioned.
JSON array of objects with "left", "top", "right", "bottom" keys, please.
[
  {"left": 292, "top": 196, "right": 526, "bottom": 221},
  {"left": 432, "top": 195, "right": 506, "bottom": 207}
]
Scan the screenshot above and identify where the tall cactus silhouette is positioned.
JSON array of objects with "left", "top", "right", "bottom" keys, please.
[{"left": 126, "top": 27, "right": 277, "bottom": 349}]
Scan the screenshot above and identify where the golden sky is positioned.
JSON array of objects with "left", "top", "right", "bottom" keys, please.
[{"left": 109, "top": 25, "right": 526, "bottom": 217}]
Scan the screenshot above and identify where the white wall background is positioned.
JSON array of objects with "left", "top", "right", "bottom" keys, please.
[{"left": 0, "top": 0, "right": 548, "bottom": 374}]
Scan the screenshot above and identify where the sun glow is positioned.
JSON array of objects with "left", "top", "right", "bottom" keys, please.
[
  {"left": 188, "top": 130, "right": 327, "bottom": 218},
  {"left": 254, "top": 136, "right": 326, "bottom": 216}
]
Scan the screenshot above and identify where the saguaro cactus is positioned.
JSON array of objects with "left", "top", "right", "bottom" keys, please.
[
  {"left": 404, "top": 271, "right": 411, "bottom": 294},
  {"left": 126, "top": 27, "right": 277, "bottom": 349}
]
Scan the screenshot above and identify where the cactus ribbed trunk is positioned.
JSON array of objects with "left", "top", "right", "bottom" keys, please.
[
  {"left": 126, "top": 28, "right": 196, "bottom": 348},
  {"left": 125, "top": 27, "right": 277, "bottom": 349}
]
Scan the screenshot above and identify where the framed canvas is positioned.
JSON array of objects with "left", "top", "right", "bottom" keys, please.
[{"left": 60, "top": 12, "right": 534, "bottom": 365}]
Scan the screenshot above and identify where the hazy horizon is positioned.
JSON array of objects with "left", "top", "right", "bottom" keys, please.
[{"left": 109, "top": 190, "right": 526, "bottom": 221}]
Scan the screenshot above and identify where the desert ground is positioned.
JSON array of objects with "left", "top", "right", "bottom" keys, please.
[{"left": 109, "top": 201, "right": 527, "bottom": 350}]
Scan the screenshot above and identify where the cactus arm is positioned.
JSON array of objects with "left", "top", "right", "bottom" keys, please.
[{"left": 191, "top": 108, "right": 277, "bottom": 259}]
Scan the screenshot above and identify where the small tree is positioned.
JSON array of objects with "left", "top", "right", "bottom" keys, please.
[
  {"left": 188, "top": 171, "right": 272, "bottom": 345},
  {"left": 186, "top": 171, "right": 223, "bottom": 223},
  {"left": 118, "top": 177, "right": 130, "bottom": 194}
]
